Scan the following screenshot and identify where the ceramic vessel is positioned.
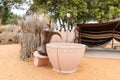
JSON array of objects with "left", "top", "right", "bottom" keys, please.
[
  {"left": 46, "top": 43, "right": 86, "bottom": 73},
  {"left": 33, "top": 51, "right": 49, "bottom": 67}
]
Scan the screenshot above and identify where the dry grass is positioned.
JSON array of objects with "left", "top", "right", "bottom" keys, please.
[
  {"left": 19, "top": 15, "right": 45, "bottom": 61},
  {"left": 0, "top": 24, "right": 21, "bottom": 44}
]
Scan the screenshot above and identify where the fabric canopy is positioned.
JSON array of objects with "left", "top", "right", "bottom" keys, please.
[{"left": 76, "top": 20, "right": 120, "bottom": 47}]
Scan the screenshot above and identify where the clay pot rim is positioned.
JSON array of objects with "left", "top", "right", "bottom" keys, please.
[
  {"left": 34, "top": 51, "right": 48, "bottom": 58},
  {"left": 46, "top": 43, "right": 86, "bottom": 48}
]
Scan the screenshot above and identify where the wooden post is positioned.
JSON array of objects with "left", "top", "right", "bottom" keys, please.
[
  {"left": 111, "top": 38, "right": 114, "bottom": 48},
  {"left": 112, "top": 29, "right": 114, "bottom": 48}
]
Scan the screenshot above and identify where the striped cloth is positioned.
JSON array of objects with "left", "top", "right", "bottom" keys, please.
[{"left": 76, "top": 20, "right": 120, "bottom": 47}]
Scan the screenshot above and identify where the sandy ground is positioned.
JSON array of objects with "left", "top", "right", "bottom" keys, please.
[{"left": 1, "top": 44, "right": 120, "bottom": 80}]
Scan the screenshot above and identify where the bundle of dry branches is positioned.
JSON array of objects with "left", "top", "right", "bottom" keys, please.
[{"left": 19, "top": 15, "right": 61, "bottom": 61}]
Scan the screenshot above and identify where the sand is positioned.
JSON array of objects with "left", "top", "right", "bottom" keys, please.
[{"left": 0, "top": 44, "right": 120, "bottom": 80}]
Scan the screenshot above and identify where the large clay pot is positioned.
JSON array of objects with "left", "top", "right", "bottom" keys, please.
[{"left": 46, "top": 43, "right": 86, "bottom": 73}]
